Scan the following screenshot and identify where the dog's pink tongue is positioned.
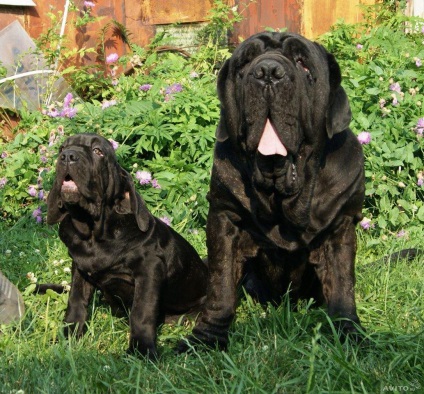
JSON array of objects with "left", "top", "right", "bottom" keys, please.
[
  {"left": 61, "top": 180, "right": 78, "bottom": 192},
  {"left": 258, "top": 119, "right": 288, "bottom": 156}
]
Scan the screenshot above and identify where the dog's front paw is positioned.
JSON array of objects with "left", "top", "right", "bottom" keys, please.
[
  {"left": 63, "top": 321, "right": 85, "bottom": 339},
  {"left": 127, "top": 340, "right": 158, "bottom": 360},
  {"left": 176, "top": 328, "right": 229, "bottom": 354}
]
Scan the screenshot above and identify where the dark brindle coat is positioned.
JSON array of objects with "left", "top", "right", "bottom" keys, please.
[
  {"left": 46, "top": 133, "right": 207, "bottom": 358},
  {"left": 180, "top": 32, "right": 365, "bottom": 350}
]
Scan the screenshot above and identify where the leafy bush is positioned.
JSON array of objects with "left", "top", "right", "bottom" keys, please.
[
  {"left": 1, "top": 3, "right": 423, "bottom": 236},
  {"left": 320, "top": 5, "right": 424, "bottom": 233}
]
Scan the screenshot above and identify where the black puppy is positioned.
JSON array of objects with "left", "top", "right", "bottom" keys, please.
[
  {"left": 180, "top": 32, "right": 365, "bottom": 351},
  {"left": 46, "top": 133, "right": 207, "bottom": 358}
]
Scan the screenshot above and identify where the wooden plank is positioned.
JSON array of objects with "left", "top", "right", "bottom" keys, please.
[
  {"left": 232, "top": 0, "right": 301, "bottom": 43},
  {"left": 301, "top": 0, "right": 376, "bottom": 39}
]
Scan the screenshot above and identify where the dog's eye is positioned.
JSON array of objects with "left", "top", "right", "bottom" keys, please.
[
  {"left": 296, "top": 58, "right": 310, "bottom": 73},
  {"left": 93, "top": 147, "right": 103, "bottom": 157},
  {"left": 295, "top": 58, "right": 314, "bottom": 84}
]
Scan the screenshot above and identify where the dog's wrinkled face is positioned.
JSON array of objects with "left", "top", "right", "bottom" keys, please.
[
  {"left": 47, "top": 133, "right": 125, "bottom": 224},
  {"left": 217, "top": 32, "right": 351, "bottom": 195}
]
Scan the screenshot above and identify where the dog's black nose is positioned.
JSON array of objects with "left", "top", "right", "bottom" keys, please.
[
  {"left": 60, "top": 150, "right": 79, "bottom": 163},
  {"left": 253, "top": 59, "right": 285, "bottom": 83}
]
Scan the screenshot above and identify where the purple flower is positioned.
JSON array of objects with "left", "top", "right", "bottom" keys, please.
[
  {"left": 84, "top": 1, "right": 95, "bottom": 7},
  {"left": 61, "top": 106, "right": 77, "bottom": 118},
  {"left": 151, "top": 179, "right": 161, "bottom": 189},
  {"left": 135, "top": 171, "right": 152, "bottom": 185},
  {"left": 389, "top": 82, "right": 401, "bottom": 93},
  {"left": 160, "top": 216, "right": 171, "bottom": 226},
  {"left": 139, "top": 84, "right": 152, "bottom": 91},
  {"left": 165, "top": 83, "right": 183, "bottom": 95},
  {"left": 47, "top": 108, "right": 59, "bottom": 118},
  {"left": 108, "top": 139, "right": 119, "bottom": 150},
  {"left": 392, "top": 96, "right": 399, "bottom": 106},
  {"left": 41, "top": 156, "right": 48, "bottom": 163},
  {"left": 28, "top": 185, "right": 37, "bottom": 197},
  {"left": 0, "top": 177, "right": 7, "bottom": 188},
  {"left": 32, "top": 207, "right": 42, "bottom": 223},
  {"left": 106, "top": 53, "right": 119, "bottom": 64},
  {"left": 38, "top": 190, "right": 44, "bottom": 200},
  {"left": 415, "top": 118, "right": 424, "bottom": 135},
  {"left": 357, "top": 131, "right": 372, "bottom": 145},
  {"left": 356, "top": 44, "right": 363, "bottom": 50},
  {"left": 63, "top": 92, "right": 73, "bottom": 108},
  {"left": 101, "top": 99, "right": 117, "bottom": 110},
  {"left": 360, "top": 217, "right": 373, "bottom": 230},
  {"left": 418, "top": 178, "right": 423, "bottom": 187},
  {"left": 1, "top": 151, "right": 8, "bottom": 159},
  {"left": 416, "top": 58, "right": 422, "bottom": 67},
  {"left": 396, "top": 230, "right": 406, "bottom": 238},
  {"left": 111, "top": 78, "right": 119, "bottom": 86}
]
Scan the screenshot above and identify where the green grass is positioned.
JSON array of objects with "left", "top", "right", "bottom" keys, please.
[{"left": 1, "top": 220, "right": 423, "bottom": 393}]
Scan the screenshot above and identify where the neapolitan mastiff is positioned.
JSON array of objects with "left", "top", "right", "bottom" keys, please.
[
  {"left": 179, "top": 32, "right": 365, "bottom": 350},
  {"left": 45, "top": 133, "right": 207, "bottom": 358}
]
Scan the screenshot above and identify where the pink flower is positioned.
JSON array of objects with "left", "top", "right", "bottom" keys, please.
[
  {"left": 160, "top": 216, "right": 171, "bottom": 226},
  {"left": 108, "top": 139, "right": 119, "bottom": 150},
  {"left": 396, "top": 230, "right": 406, "bottom": 238},
  {"left": 84, "top": 1, "right": 95, "bottom": 8},
  {"left": 356, "top": 44, "right": 363, "bottom": 50},
  {"left": 135, "top": 171, "right": 152, "bottom": 185},
  {"left": 389, "top": 82, "right": 401, "bottom": 93},
  {"left": 360, "top": 217, "right": 373, "bottom": 230},
  {"left": 106, "top": 53, "right": 119, "bottom": 64},
  {"left": 28, "top": 185, "right": 37, "bottom": 197},
  {"left": 151, "top": 179, "right": 161, "bottom": 189},
  {"left": 357, "top": 131, "right": 371, "bottom": 145},
  {"left": 139, "top": 84, "right": 152, "bottom": 91},
  {"left": 101, "top": 99, "right": 117, "bottom": 110},
  {"left": 0, "top": 177, "right": 7, "bottom": 188},
  {"left": 415, "top": 118, "right": 424, "bottom": 135},
  {"left": 416, "top": 58, "right": 422, "bottom": 67}
]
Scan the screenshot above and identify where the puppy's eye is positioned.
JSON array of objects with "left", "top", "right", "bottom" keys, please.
[{"left": 93, "top": 147, "right": 103, "bottom": 157}]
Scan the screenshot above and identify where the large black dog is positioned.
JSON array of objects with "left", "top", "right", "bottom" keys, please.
[
  {"left": 179, "top": 32, "right": 365, "bottom": 350},
  {"left": 45, "top": 133, "right": 207, "bottom": 358}
]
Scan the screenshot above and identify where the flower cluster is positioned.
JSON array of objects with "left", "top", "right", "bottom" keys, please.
[
  {"left": 49, "top": 125, "right": 65, "bottom": 147},
  {"left": 105, "top": 53, "right": 119, "bottom": 86},
  {"left": 43, "top": 93, "right": 78, "bottom": 118},
  {"left": 32, "top": 206, "right": 43, "bottom": 224},
  {"left": 135, "top": 171, "right": 161, "bottom": 189}
]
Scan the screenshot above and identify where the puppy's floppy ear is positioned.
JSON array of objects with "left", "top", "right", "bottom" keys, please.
[
  {"left": 115, "top": 169, "right": 151, "bottom": 232},
  {"left": 325, "top": 51, "right": 352, "bottom": 139},
  {"left": 46, "top": 180, "right": 67, "bottom": 224}
]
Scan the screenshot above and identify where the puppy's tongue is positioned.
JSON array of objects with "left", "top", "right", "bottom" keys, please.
[
  {"left": 258, "top": 119, "right": 288, "bottom": 156},
  {"left": 61, "top": 179, "right": 78, "bottom": 193}
]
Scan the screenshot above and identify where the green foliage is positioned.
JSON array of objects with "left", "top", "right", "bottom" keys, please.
[
  {"left": 320, "top": 6, "right": 424, "bottom": 233},
  {"left": 1, "top": 2, "right": 424, "bottom": 236}
]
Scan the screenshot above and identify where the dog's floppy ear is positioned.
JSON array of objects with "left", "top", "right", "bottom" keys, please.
[
  {"left": 46, "top": 181, "right": 67, "bottom": 224},
  {"left": 215, "top": 59, "right": 231, "bottom": 142},
  {"left": 325, "top": 52, "right": 352, "bottom": 139},
  {"left": 115, "top": 169, "right": 151, "bottom": 232}
]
